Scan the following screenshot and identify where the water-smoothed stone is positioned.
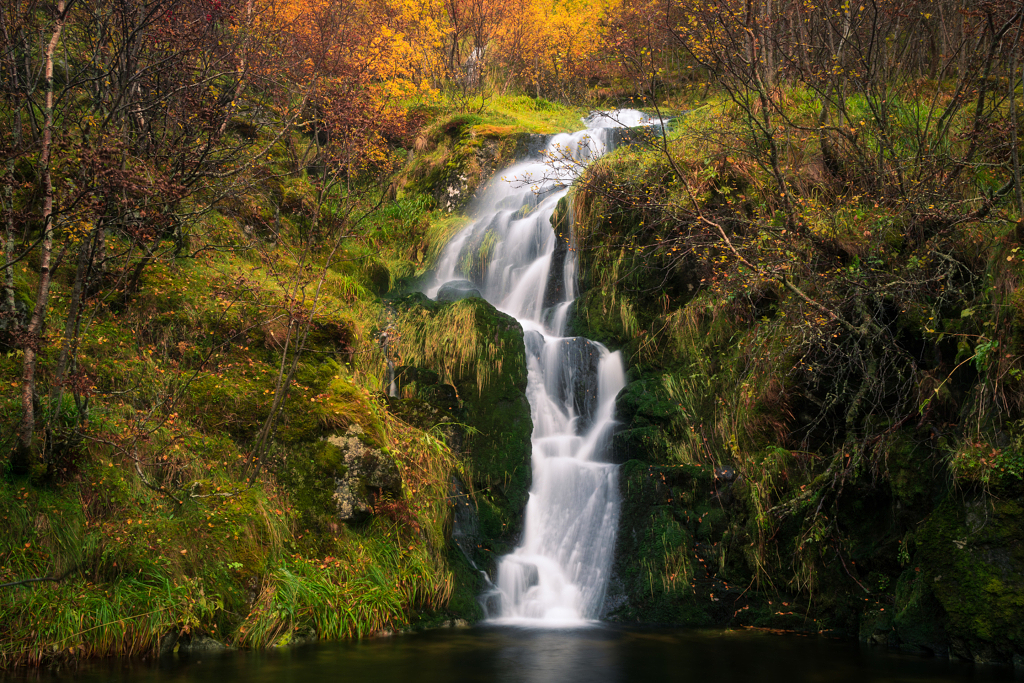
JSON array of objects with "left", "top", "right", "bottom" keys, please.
[
  {"left": 436, "top": 279, "right": 483, "bottom": 302},
  {"left": 547, "top": 336, "right": 601, "bottom": 433}
]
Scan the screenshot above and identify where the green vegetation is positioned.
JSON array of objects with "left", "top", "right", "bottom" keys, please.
[
  {"left": 3, "top": 0, "right": 1024, "bottom": 668},
  {"left": 0, "top": 94, "right": 588, "bottom": 666},
  {"left": 566, "top": 70, "right": 1024, "bottom": 661}
]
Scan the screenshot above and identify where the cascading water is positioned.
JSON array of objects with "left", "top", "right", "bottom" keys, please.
[{"left": 426, "top": 110, "right": 657, "bottom": 626}]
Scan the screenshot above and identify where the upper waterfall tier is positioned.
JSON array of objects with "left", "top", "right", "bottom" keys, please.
[{"left": 425, "top": 109, "right": 657, "bottom": 330}]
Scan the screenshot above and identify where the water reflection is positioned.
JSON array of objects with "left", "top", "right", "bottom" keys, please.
[
  {"left": 3, "top": 626, "right": 1017, "bottom": 683},
  {"left": 493, "top": 627, "right": 621, "bottom": 683}
]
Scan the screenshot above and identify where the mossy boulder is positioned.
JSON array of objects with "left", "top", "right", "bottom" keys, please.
[
  {"left": 610, "top": 378, "right": 676, "bottom": 462},
  {"left": 446, "top": 300, "right": 532, "bottom": 568},
  {"left": 278, "top": 425, "right": 402, "bottom": 531},
  {"left": 389, "top": 294, "right": 532, "bottom": 574},
  {"left": 913, "top": 493, "right": 1024, "bottom": 663},
  {"left": 888, "top": 568, "right": 949, "bottom": 656},
  {"left": 604, "top": 459, "right": 727, "bottom": 624}
]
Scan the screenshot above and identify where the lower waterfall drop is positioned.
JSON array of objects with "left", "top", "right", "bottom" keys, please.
[{"left": 426, "top": 110, "right": 657, "bottom": 625}]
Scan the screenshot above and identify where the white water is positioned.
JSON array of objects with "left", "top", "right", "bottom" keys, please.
[{"left": 425, "top": 110, "right": 656, "bottom": 626}]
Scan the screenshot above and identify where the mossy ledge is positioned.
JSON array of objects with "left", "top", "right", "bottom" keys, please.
[
  {"left": 0, "top": 101, "right": 560, "bottom": 667},
  {"left": 565, "top": 97, "right": 1024, "bottom": 665}
]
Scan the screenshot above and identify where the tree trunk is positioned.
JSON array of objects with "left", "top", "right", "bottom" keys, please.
[
  {"left": 14, "top": 0, "right": 68, "bottom": 474},
  {"left": 2, "top": 160, "right": 16, "bottom": 321}
]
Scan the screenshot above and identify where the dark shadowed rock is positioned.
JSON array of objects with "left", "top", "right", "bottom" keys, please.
[
  {"left": 543, "top": 196, "right": 571, "bottom": 308},
  {"left": 176, "top": 634, "right": 228, "bottom": 656}
]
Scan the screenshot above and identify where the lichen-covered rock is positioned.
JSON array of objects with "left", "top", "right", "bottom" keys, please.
[
  {"left": 438, "top": 173, "right": 470, "bottom": 213},
  {"left": 328, "top": 426, "right": 402, "bottom": 523}
]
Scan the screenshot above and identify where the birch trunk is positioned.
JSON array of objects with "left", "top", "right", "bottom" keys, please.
[{"left": 14, "top": 0, "right": 68, "bottom": 473}]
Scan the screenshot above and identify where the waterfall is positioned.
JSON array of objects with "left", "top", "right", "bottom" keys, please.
[{"left": 426, "top": 109, "right": 656, "bottom": 626}]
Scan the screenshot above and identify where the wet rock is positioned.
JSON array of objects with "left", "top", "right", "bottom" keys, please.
[
  {"left": 480, "top": 591, "right": 502, "bottom": 616},
  {"left": 436, "top": 279, "right": 483, "bottom": 302},
  {"left": 543, "top": 196, "right": 571, "bottom": 308},
  {"left": 158, "top": 630, "right": 178, "bottom": 657},
  {"left": 551, "top": 337, "right": 601, "bottom": 433},
  {"left": 176, "top": 635, "right": 227, "bottom": 655},
  {"left": 450, "top": 475, "right": 480, "bottom": 567}
]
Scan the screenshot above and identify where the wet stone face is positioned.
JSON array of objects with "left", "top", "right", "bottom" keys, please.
[{"left": 435, "top": 279, "right": 482, "bottom": 302}]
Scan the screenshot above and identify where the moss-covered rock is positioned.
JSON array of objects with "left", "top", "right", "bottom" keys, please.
[
  {"left": 389, "top": 294, "right": 532, "bottom": 578},
  {"left": 448, "top": 301, "right": 532, "bottom": 565},
  {"left": 914, "top": 493, "right": 1024, "bottom": 663},
  {"left": 604, "top": 459, "right": 726, "bottom": 624},
  {"left": 404, "top": 120, "right": 535, "bottom": 214}
]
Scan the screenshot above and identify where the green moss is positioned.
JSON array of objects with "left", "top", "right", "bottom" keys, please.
[
  {"left": 915, "top": 495, "right": 1024, "bottom": 661},
  {"left": 382, "top": 293, "right": 532, "bottom": 581},
  {"left": 888, "top": 431, "right": 941, "bottom": 511}
]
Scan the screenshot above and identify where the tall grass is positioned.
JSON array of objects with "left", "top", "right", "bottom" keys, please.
[{"left": 392, "top": 299, "right": 523, "bottom": 397}]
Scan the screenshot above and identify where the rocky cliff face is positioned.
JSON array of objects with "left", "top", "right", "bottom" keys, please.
[{"left": 562, "top": 166, "right": 1024, "bottom": 665}]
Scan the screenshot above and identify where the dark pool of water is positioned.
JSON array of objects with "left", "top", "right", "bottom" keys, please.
[{"left": 7, "top": 626, "right": 1020, "bottom": 683}]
